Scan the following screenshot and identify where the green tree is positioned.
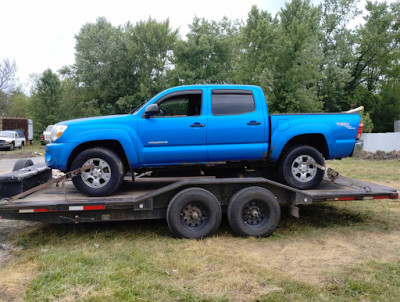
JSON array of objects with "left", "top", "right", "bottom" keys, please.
[
  {"left": 349, "top": 1, "right": 400, "bottom": 131},
  {"left": 170, "top": 16, "right": 239, "bottom": 85},
  {"left": 117, "top": 18, "right": 178, "bottom": 112},
  {"left": 74, "top": 17, "right": 125, "bottom": 114},
  {"left": 234, "top": 6, "right": 278, "bottom": 96},
  {"left": 74, "top": 17, "right": 177, "bottom": 114},
  {"left": 348, "top": 1, "right": 399, "bottom": 94},
  {"left": 30, "top": 69, "right": 62, "bottom": 132},
  {"left": 59, "top": 75, "right": 101, "bottom": 119},
  {"left": 371, "top": 82, "right": 400, "bottom": 132},
  {"left": 319, "top": 0, "right": 360, "bottom": 112},
  {"left": 272, "top": 0, "right": 324, "bottom": 113},
  {"left": 2, "top": 90, "right": 30, "bottom": 117}
]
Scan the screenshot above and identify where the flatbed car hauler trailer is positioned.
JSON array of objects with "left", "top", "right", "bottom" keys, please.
[{"left": 0, "top": 162, "right": 398, "bottom": 239}]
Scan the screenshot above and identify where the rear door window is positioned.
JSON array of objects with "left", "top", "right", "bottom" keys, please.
[{"left": 211, "top": 90, "right": 255, "bottom": 115}]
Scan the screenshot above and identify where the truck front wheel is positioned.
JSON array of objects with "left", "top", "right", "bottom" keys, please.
[
  {"left": 71, "top": 148, "right": 124, "bottom": 197},
  {"left": 279, "top": 145, "right": 325, "bottom": 190}
]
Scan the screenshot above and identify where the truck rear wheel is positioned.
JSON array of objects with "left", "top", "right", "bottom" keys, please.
[
  {"left": 227, "top": 187, "right": 280, "bottom": 237},
  {"left": 71, "top": 148, "right": 124, "bottom": 197},
  {"left": 166, "top": 188, "right": 222, "bottom": 239},
  {"left": 279, "top": 145, "right": 325, "bottom": 190}
]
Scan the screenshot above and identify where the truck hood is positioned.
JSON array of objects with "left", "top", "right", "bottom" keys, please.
[
  {"left": 57, "top": 114, "right": 132, "bottom": 127},
  {"left": 0, "top": 136, "right": 13, "bottom": 141}
]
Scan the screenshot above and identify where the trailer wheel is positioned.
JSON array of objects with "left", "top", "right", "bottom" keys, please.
[
  {"left": 166, "top": 188, "right": 222, "bottom": 239},
  {"left": 71, "top": 148, "right": 124, "bottom": 197},
  {"left": 279, "top": 145, "right": 325, "bottom": 190},
  {"left": 13, "top": 159, "right": 34, "bottom": 171},
  {"left": 227, "top": 187, "right": 280, "bottom": 237}
]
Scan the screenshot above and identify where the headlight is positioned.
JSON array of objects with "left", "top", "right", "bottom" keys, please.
[
  {"left": 6, "top": 140, "right": 12, "bottom": 144},
  {"left": 50, "top": 125, "right": 68, "bottom": 142}
]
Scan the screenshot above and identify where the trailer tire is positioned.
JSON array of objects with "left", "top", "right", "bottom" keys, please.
[
  {"left": 227, "top": 187, "right": 280, "bottom": 237},
  {"left": 13, "top": 159, "right": 34, "bottom": 171},
  {"left": 166, "top": 188, "right": 222, "bottom": 239},
  {"left": 279, "top": 145, "right": 325, "bottom": 190},
  {"left": 71, "top": 148, "right": 124, "bottom": 197}
]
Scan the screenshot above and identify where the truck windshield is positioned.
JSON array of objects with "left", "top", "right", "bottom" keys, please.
[
  {"left": 130, "top": 98, "right": 152, "bottom": 114},
  {"left": 0, "top": 131, "right": 14, "bottom": 138}
]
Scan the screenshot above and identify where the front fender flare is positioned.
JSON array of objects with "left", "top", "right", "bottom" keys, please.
[{"left": 68, "top": 129, "right": 139, "bottom": 170}]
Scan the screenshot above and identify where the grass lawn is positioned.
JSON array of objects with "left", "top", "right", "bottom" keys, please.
[{"left": 0, "top": 158, "right": 399, "bottom": 301}]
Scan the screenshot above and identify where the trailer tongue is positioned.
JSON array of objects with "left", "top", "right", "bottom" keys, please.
[{"left": 0, "top": 164, "right": 398, "bottom": 239}]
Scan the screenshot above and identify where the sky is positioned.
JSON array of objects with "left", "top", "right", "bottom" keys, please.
[{"left": 0, "top": 0, "right": 384, "bottom": 90}]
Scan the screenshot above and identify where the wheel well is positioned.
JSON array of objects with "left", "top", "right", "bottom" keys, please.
[
  {"left": 67, "top": 140, "right": 130, "bottom": 172},
  {"left": 279, "top": 134, "right": 329, "bottom": 161}
]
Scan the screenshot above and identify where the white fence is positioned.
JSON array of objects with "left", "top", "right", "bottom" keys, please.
[{"left": 361, "top": 133, "right": 400, "bottom": 152}]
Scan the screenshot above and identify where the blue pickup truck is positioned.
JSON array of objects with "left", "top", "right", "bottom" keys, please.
[{"left": 45, "top": 85, "right": 363, "bottom": 196}]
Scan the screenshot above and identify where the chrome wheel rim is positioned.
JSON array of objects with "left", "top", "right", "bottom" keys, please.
[
  {"left": 80, "top": 158, "right": 111, "bottom": 188},
  {"left": 291, "top": 155, "right": 317, "bottom": 183}
]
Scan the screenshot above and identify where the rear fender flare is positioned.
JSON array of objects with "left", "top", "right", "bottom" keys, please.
[{"left": 270, "top": 125, "right": 334, "bottom": 162}]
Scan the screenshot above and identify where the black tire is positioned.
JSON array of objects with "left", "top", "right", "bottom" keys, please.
[
  {"left": 13, "top": 159, "right": 34, "bottom": 171},
  {"left": 71, "top": 148, "right": 124, "bottom": 197},
  {"left": 227, "top": 187, "right": 280, "bottom": 237},
  {"left": 278, "top": 145, "right": 325, "bottom": 190},
  {"left": 166, "top": 188, "right": 222, "bottom": 239},
  {"left": 19, "top": 142, "right": 24, "bottom": 149},
  {"left": 9, "top": 143, "right": 14, "bottom": 151}
]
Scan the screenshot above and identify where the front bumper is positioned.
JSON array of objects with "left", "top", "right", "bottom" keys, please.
[
  {"left": 351, "top": 139, "right": 364, "bottom": 157},
  {"left": 0, "top": 142, "right": 12, "bottom": 149},
  {"left": 45, "top": 142, "right": 77, "bottom": 172}
]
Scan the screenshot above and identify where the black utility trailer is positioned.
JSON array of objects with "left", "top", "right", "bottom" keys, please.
[{"left": 0, "top": 162, "right": 398, "bottom": 238}]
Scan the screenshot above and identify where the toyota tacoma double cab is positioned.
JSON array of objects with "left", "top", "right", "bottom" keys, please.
[{"left": 45, "top": 85, "right": 363, "bottom": 196}]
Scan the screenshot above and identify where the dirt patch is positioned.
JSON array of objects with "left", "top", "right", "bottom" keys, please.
[
  {"left": 238, "top": 230, "right": 400, "bottom": 285},
  {"left": 0, "top": 262, "right": 37, "bottom": 302},
  {"left": 0, "top": 220, "right": 40, "bottom": 301},
  {"left": 354, "top": 150, "right": 400, "bottom": 160},
  {"left": 0, "top": 151, "right": 43, "bottom": 160},
  {"left": 0, "top": 220, "right": 40, "bottom": 268}
]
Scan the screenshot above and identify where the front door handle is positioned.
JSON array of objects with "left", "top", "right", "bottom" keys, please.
[
  {"left": 247, "top": 121, "right": 261, "bottom": 126},
  {"left": 190, "top": 123, "right": 205, "bottom": 127}
]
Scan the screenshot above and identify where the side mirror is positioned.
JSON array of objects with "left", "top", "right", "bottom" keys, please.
[{"left": 144, "top": 104, "right": 159, "bottom": 118}]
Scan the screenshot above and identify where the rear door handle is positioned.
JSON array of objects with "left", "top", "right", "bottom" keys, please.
[
  {"left": 247, "top": 121, "right": 261, "bottom": 125},
  {"left": 190, "top": 123, "right": 205, "bottom": 127}
]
